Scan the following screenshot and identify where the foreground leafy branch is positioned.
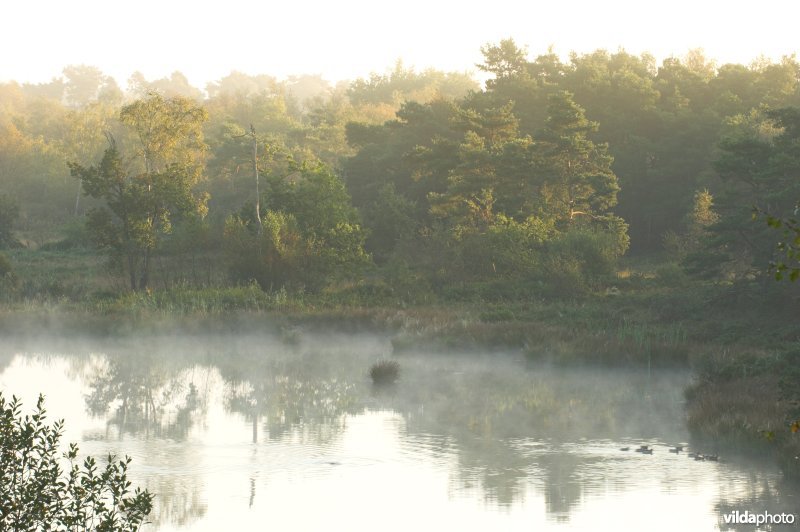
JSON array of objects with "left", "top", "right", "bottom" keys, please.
[
  {"left": 0, "top": 393, "right": 153, "bottom": 531},
  {"left": 764, "top": 205, "right": 800, "bottom": 282}
]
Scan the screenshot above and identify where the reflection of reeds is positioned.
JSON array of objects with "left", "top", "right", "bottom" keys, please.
[{"left": 370, "top": 360, "right": 400, "bottom": 385}]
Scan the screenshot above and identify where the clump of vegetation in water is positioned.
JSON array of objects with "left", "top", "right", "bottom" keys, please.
[
  {"left": 370, "top": 359, "right": 400, "bottom": 385},
  {"left": 0, "top": 393, "right": 153, "bottom": 530}
]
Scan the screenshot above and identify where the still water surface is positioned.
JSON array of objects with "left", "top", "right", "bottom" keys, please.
[{"left": 1, "top": 332, "right": 797, "bottom": 531}]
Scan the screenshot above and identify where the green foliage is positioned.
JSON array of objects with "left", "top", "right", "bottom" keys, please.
[
  {"left": 0, "top": 194, "right": 20, "bottom": 248},
  {"left": 0, "top": 111, "right": 73, "bottom": 226},
  {"left": 692, "top": 349, "right": 783, "bottom": 387},
  {"left": 708, "top": 107, "right": 800, "bottom": 280},
  {"left": 225, "top": 164, "right": 369, "bottom": 291},
  {"left": 362, "top": 183, "right": 418, "bottom": 263},
  {"left": 663, "top": 189, "right": 719, "bottom": 260},
  {"left": 0, "top": 393, "right": 153, "bottom": 530},
  {"left": 654, "top": 262, "right": 688, "bottom": 287},
  {"left": 534, "top": 91, "right": 620, "bottom": 224},
  {"left": 70, "top": 93, "right": 210, "bottom": 290},
  {"left": 766, "top": 210, "right": 800, "bottom": 282},
  {"left": 118, "top": 92, "right": 208, "bottom": 175},
  {"left": 477, "top": 39, "right": 530, "bottom": 82},
  {"left": 224, "top": 211, "right": 308, "bottom": 290},
  {"left": 0, "top": 253, "right": 19, "bottom": 301},
  {"left": 348, "top": 61, "right": 478, "bottom": 106},
  {"left": 0, "top": 253, "right": 12, "bottom": 277},
  {"left": 265, "top": 163, "right": 359, "bottom": 236},
  {"left": 6, "top": 47, "right": 800, "bottom": 307},
  {"left": 346, "top": 82, "right": 627, "bottom": 282},
  {"left": 39, "top": 219, "right": 95, "bottom": 251},
  {"left": 109, "top": 283, "right": 292, "bottom": 314},
  {"left": 752, "top": 108, "right": 800, "bottom": 281},
  {"left": 547, "top": 227, "right": 624, "bottom": 278},
  {"left": 445, "top": 215, "right": 553, "bottom": 280}
]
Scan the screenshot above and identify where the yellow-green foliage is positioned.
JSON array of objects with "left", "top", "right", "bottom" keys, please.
[{"left": 109, "top": 283, "right": 293, "bottom": 315}]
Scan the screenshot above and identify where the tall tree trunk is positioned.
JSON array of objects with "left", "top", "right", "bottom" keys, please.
[
  {"left": 139, "top": 248, "right": 150, "bottom": 291},
  {"left": 252, "top": 124, "right": 262, "bottom": 233},
  {"left": 74, "top": 178, "right": 82, "bottom": 217},
  {"left": 127, "top": 252, "right": 137, "bottom": 291}
]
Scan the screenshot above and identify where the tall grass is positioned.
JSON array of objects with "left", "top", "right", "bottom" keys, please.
[
  {"left": 105, "top": 283, "right": 296, "bottom": 315},
  {"left": 616, "top": 319, "right": 687, "bottom": 348}
]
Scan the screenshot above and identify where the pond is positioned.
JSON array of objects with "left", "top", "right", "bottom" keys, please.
[{"left": 1, "top": 331, "right": 797, "bottom": 531}]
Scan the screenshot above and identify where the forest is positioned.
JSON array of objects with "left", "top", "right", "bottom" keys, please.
[{"left": 1, "top": 40, "right": 800, "bottom": 478}]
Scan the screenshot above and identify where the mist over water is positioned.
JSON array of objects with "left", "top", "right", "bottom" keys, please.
[{"left": 1, "top": 331, "right": 797, "bottom": 531}]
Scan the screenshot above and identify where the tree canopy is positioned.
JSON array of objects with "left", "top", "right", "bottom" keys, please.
[
  {"left": 1, "top": 47, "right": 799, "bottom": 293},
  {"left": 70, "top": 93, "right": 209, "bottom": 290}
]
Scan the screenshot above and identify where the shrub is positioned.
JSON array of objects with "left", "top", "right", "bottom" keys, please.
[
  {"left": 39, "top": 219, "right": 95, "bottom": 251},
  {"left": 0, "top": 194, "right": 19, "bottom": 248},
  {"left": 369, "top": 360, "right": 400, "bottom": 385},
  {"left": 0, "top": 253, "right": 18, "bottom": 300},
  {"left": 0, "top": 393, "right": 153, "bottom": 531},
  {"left": 655, "top": 262, "right": 688, "bottom": 287},
  {"left": 546, "top": 228, "right": 622, "bottom": 278},
  {"left": 224, "top": 208, "right": 369, "bottom": 292},
  {"left": 442, "top": 215, "right": 552, "bottom": 281},
  {"left": 539, "top": 254, "right": 588, "bottom": 298},
  {"left": 0, "top": 253, "right": 12, "bottom": 278},
  {"left": 224, "top": 211, "right": 310, "bottom": 290}
]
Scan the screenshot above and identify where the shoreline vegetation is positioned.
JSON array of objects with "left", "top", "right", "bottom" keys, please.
[
  {"left": 1, "top": 251, "right": 799, "bottom": 479},
  {"left": 2, "top": 42, "right": 800, "bottom": 483}
]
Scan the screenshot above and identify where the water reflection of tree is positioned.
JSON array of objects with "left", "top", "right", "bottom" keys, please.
[
  {"left": 715, "top": 474, "right": 797, "bottom": 532},
  {"left": 84, "top": 353, "right": 207, "bottom": 439},
  {"left": 538, "top": 452, "right": 586, "bottom": 520},
  {"left": 145, "top": 476, "right": 207, "bottom": 529},
  {"left": 13, "top": 335, "right": 796, "bottom": 529},
  {"left": 220, "top": 349, "right": 361, "bottom": 444},
  {"left": 0, "top": 345, "right": 15, "bottom": 374},
  {"left": 400, "top": 365, "right": 688, "bottom": 441},
  {"left": 377, "top": 357, "right": 692, "bottom": 516},
  {"left": 447, "top": 437, "right": 531, "bottom": 507},
  {"left": 82, "top": 351, "right": 213, "bottom": 529}
]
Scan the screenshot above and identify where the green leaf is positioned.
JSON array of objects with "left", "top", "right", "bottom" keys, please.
[{"left": 766, "top": 216, "right": 782, "bottom": 228}]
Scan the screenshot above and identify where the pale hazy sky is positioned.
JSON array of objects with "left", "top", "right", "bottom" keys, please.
[{"left": 2, "top": 0, "right": 799, "bottom": 88}]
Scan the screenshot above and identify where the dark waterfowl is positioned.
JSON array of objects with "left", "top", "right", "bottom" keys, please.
[
  {"left": 694, "top": 454, "right": 705, "bottom": 461},
  {"left": 640, "top": 448, "right": 653, "bottom": 454},
  {"left": 668, "top": 448, "right": 680, "bottom": 454},
  {"left": 620, "top": 447, "right": 631, "bottom": 451},
  {"left": 705, "top": 454, "right": 719, "bottom": 462},
  {"left": 635, "top": 445, "right": 652, "bottom": 453}
]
